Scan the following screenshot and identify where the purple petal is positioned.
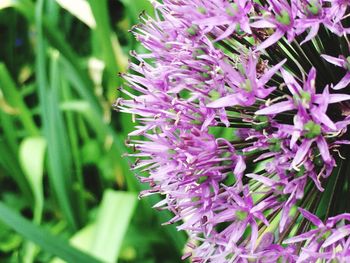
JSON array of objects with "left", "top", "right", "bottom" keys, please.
[
  {"left": 255, "top": 86, "right": 276, "bottom": 98},
  {"left": 327, "top": 213, "right": 350, "bottom": 226},
  {"left": 291, "top": 139, "right": 314, "bottom": 168},
  {"left": 240, "top": 21, "right": 252, "bottom": 34},
  {"left": 316, "top": 85, "right": 330, "bottom": 113},
  {"left": 245, "top": 173, "right": 276, "bottom": 187},
  {"left": 253, "top": 151, "right": 276, "bottom": 162},
  {"left": 256, "top": 100, "right": 294, "bottom": 115},
  {"left": 218, "top": 60, "right": 243, "bottom": 85},
  {"left": 280, "top": 194, "right": 295, "bottom": 232},
  {"left": 290, "top": 114, "right": 303, "bottom": 148},
  {"left": 207, "top": 94, "right": 240, "bottom": 108},
  {"left": 281, "top": 68, "right": 302, "bottom": 95},
  {"left": 234, "top": 156, "right": 246, "bottom": 177},
  {"left": 218, "top": 108, "right": 229, "bottom": 127},
  {"left": 334, "top": 140, "right": 350, "bottom": 145},
  {"left": 259, "top": 59, "right": 287, "bottom": 86},
  {"left": 250, "top": 220, "right": 259, "bottom": 251},
  {"left": 299, "top": 208, "right": 324, "bottom": 227},
  {"left": 322, "top": 225, "right": 350, "bottom": 247},
  {"left": 246, "top": 56, "right": 257, "bottom": 80},
  {"left": 255, "top": 232, "right": 274, "bottom": 251},
  {"left": 306, "top": 67, "right": 317, "bottom": 93},
  {"left": 336, "top": 119, "right": 350, "bottom": 130},
  {"left": 255, "top": 29, "right": 284, "bottom": 52},
  {"left": 283, "top": 229, "right": 319, "bottom": 244},
  {"left": 320, "top": 113, "right": 337, "bottom": 130},
  {"left": 215, "top": 23, "right": 236, "bottom": 41},
  {"left": 321, "top": 93, "right": 350, "bottom": 104},
  {"left": 308, "top": 172, "right": 324, "bottom": 191},
  {"left": 230, "top": 192, "right": 247, "bottom": 208},
  {"left": 194, "top": 16, "right": 231, "bottom": 26},
  {"left": 300, "top": 23, "right": 319, "bottom": 45},
  {"left": 254, "top": 211, "right": 269, "bottom": 226},
  {"left": 229, "top": 220, "right": 248, "bottom": 243},
  {"left": 333, "top": 73, "right": 350, "bottom": 90},
  {"left": 202, "top": 110, "right": 216, "bottom": 128},
  {"left": 250, "top": 20, "right": 277, "bottom": 29},
  {"left": 321, "top": 54, "right": 346, "bottom": 68},
  {"left": 313, "top": 85, "right": 350, "bottom": 104},
  {"left": 311, "top": 109, "right": 336, "bottom": 131},
  {"left": 290, "top": 130, "right": 301, "bottom": 148}
]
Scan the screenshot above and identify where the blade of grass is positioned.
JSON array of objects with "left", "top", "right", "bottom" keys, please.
[
  {"left": 45, "top": 0, "right": 59, "bottom": 26},
  {"left": 0, "top": 89, "right": 19, "bottom": 115},
  {"left": 137, "top": 185, "right": 188, "bottom": 256},
  {"left": 55, "top": 0, "right": 96, "bottom": 28},
  {"left": 59, "top": 56, "right": 102, "bottom": 116},
  {"left": 0, "top": 201, "right": 102, "bottom": 263},
  {"left": 48, "top": 51, "right": 81, "bottom": 228},
  {"left": 12, "top": 0, "right": 98, "bottom": 108},
  {"left": 0, "top": 137, "right": 32, "bottom": 200},
  {"left": 0, "top": 63, "right": 39, "bottom": 136},
  {"left": 57, "top": 57, "right": 187, "bottom": 253},
  {"left": 119, "top": 0, "right": 154, "bottom": 22},
  {"left": 0, "top": 111, "right": 18, "bottom": 153},
  {"left": 35, "top": 0, "right": 78, "bottom": 229},
  {"left": 54, "top": 11, "right": 187, "bottom": 258},
  {"left": 61, "top": 74, "right": 87, "bottom": 223},
  {"left": 12, "top": 0, "right": 125, "bottom": 160},
  {"left": 58, "top": 56, "right": 132, "bottom": 183},
  {"left": 88, "top": 0, "right": 127, "bottom": 100},
  {"left": 88, "top": 0, "right": 118, "bottom": 71}
]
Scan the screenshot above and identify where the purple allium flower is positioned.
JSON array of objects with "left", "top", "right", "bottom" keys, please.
[
  {"left": 117, "top": 0, "right": 350, "bottom": 262},
  {"left": 284, "top": 209, "right": 350, "bottom": 262},
  {"left": 251, "top": 0, "right": 297, "bottom": 51}
]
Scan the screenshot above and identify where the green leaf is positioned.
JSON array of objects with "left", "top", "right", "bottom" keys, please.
[
  {"left": 58, "top": 56, "right": 137, "bottom": 191},
  {"left": 52, "top": 190, "right": 137, "bottom": 263},
  {"left": 35, "top": 0, "right": 80, "bottom": 229},
  {"left": 0, "top": 201, "right": 102, "bottom": 263},
  {"left": 55, "top": 0, "right": 96, "bottom": 28},
  {"left": 0, "top": 63, "right": 39, "bottom": 136},
  {"left": 253, "top": 158, "right": 273, "bottom": 173},
  {"left": 88, "top": 0, "right": 126, "bottom": 100},
  {"left": 0, "top": 138, "right": 32, "bottom": 200},
  {"left": 60, "top": 100, "right": 90, "bottom": 112},
  {"left": 51, "top": 225, "right": 95, "bottom": 263},
  {"left": 91, "top": 190, "right": 137, "bottom": 262},
  {"left": 12, "top": 0, "right": 96, "bottom": 102},
  {"left": 19, "top": 137, "right": 46, "bottom": 222},
  {"left": 119, "top": 0, "right": 154, "bottom": 22},
  {"left": 0, "top": 0, "right": 13, "bottom": 9},
  {"left": 19, "top": 137, "right": 46, "bottom": 263}
]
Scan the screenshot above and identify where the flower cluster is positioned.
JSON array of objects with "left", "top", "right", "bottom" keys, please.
[{"left": 117, "top": 0, "right": 350, "bottom": 262}]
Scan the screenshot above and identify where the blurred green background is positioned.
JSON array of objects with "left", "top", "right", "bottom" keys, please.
[{"left": 0, "top": 0, "right": 186, "bottom": 262}]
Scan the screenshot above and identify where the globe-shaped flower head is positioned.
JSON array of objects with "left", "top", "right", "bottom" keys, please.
[{"left": 117, "top": 0, "right": 350, "bottom": 261}]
